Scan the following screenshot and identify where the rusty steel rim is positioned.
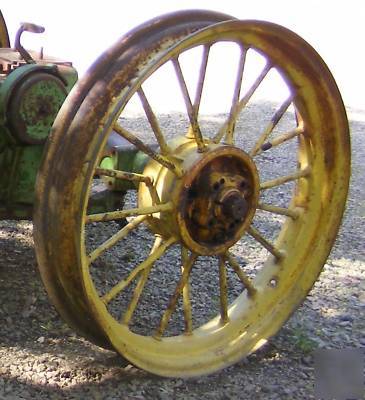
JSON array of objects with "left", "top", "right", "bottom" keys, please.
[{"left": 35, "top": 17, "right": 350, "bottom": 377}]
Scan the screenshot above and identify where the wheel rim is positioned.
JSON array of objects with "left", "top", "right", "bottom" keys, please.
[{"left": 35, "top": 18, "right": 350, "bottom": 376}]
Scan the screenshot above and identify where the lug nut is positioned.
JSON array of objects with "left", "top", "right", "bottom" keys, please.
[{"left": 221, "top": 192, "right": 248, "bottom": 220}]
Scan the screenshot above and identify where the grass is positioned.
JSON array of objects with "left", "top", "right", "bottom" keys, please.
[{"left": 290, "top": 327, "right": 318, "bottom": 354}]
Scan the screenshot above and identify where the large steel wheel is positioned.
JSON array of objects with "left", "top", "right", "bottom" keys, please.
[
  {"left": 34, "top": 16, "right": 350, "bottom": 377},
  {"left": 33, "top": 10, "right": 233, "bottom": 350},
  {"left": 0, "top": 10, "right": 10, "bottom": 47}
]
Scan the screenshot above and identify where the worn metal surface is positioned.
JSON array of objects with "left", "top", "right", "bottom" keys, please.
[
  {"left": 0, "top": 48, "right": 74, "bottom": 76},
  {"left": 34, "top": 13, "right": 350, "bottom": 378},
  {"left": 177, "top": 145, "right": 259, "bottom": 255},
  {"left": 0, "top": 38, "right": 77, "bottom": 218},
  {"left": 14, "top": 22, "right": 45, "bottom": 64},
  {"left": 139, "top": 141, "right": 260, "bottom": 255},
  {"left": 0, "top": 145, "right": 44, "bottom": 219},
  {"left": 8, "top": 72, "right": 68, "bottom": 144}
]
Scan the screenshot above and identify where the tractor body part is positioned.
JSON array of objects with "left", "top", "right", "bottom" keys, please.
[
  {"left": 15, "top": 22, "right": 45, "bottom": 64},
  {"left": 99, "top": 132, "right": 154, "bottom": 192},
  {"left": 0, "top": 46, "right": 77, "bottom": 219},
  {"left": 7, "top": 71, "right": 68, "bottom": 144}
]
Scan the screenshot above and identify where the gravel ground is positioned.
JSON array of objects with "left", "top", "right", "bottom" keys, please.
[{"left": 0, "top": 103, "right": 364, "bottom": 400}]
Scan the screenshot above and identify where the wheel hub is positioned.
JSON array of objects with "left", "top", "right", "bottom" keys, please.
[
  {"left": 216, "top": 184, "right": 249, "bottom": 221},
  {"left": 140, "top": 142, "right": 260, "bottom": 255},
  {"left": 177, "top": 145, "right": 260, "bottom": 255}
]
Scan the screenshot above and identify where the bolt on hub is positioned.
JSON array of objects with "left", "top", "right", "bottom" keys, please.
[{"left": 177, "top": 145, "right": 260, "bottom": 255}]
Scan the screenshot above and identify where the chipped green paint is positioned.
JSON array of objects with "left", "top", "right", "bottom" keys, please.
[
  {"left": 14, "top": 74, "right": 67, "bottom": 142},
  {"left": 0, "top": 62, "right": 77, "bottom": 218}
]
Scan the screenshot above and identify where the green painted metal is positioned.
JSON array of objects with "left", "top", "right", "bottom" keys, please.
[
  {"left": 0, "top": 64, "right": 75, "bottom": 127},
  {"left": 0, "top": 145, "right": 43, "bottom": 219},
  {"left": 8, "top": 72, "right": 68, "bottom": 144},
  {"left": 99, "top": 148, "right": 151, "bottom": 192},
  {"left": 0, "top": 62, "right": 78, "bottom": 219}
]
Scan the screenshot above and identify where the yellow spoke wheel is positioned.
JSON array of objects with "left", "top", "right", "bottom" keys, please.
[{"left": 34, "top": 16, "right": 350, "bottom": 377}]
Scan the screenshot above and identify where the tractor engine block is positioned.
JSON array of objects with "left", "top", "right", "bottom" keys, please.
[{"left": 0, "top": 45, "right": 77, "bottom": 218}]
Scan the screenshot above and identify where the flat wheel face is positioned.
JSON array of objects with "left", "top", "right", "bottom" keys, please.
[
  {"left": 0, "top": 11, "right": 10, "bottom": 47},
  {"left": 34, "top": 18, "right": 350, "bottom": 377}
]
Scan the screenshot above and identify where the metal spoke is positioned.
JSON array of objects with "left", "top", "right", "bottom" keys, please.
[
  {"left": 101, "top": 236, "right": 177, "bottom": 304},
  {"left": 181, "top": 246, "right": 193, "bottom": 335},
  {"left": 96, "top": 167, "right": 160, "bottom": 205},
  {"left": 259, "top": 127, "right": 304, "bottom": 153},
  {"left": 250, "top": 96, "right": 293, "bottom": 156},
  {"left": 225, "top": 46, "right": 247, "bottom": 145},
  {"left": 238, "top": 61, "right": 272, "bottom": 109},
  {"left": 154, "top": 252, "right": 198, "bottom": 338},
  {"left": 113, "top": 122, "right": 182, "bottom": 176},
  {"left": 192, "top": 44, "right": 211, "bottom": 118},
  {"left": 96, "top": 167, "right": 150, "bottom": 184},
  {"left": 218, "top": 256, "right": 229, "bottom": 324},
  {"left": 88, "top": 215, "right": 147, "bottom": 263},
  {"left": 213, "top": 62, "right": 272, "bottom": 144},
  {"left": 122, "top": 236, "right": 163, "bottom": 325},
  {"left": 247, "top": 226, "right": 284, "bottom": 260},
  {"left": 172, "top": 57, "right": 205, "bottom": 152},
  {"left": 137, "top": 88, "right": 171, "bottom": 155},
  {"left": 257, "top": 203, "right": 300, "bottom": 219},
  {"left": 225, "top": 253, "right": 256, "bottom": 297},
  {"left": 85, "top": 202, "right": 173, "bottom": 224},
  {"left": 260, "top": 167, "right": 311, "bottom": 191}
]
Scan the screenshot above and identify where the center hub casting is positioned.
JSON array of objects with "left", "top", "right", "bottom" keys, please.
[
  {"left": 177, "top": 145, "right": 260, "bottom": 255},
  {"left": 140, "top": 142, "right": 260, "bottom": 256}
]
